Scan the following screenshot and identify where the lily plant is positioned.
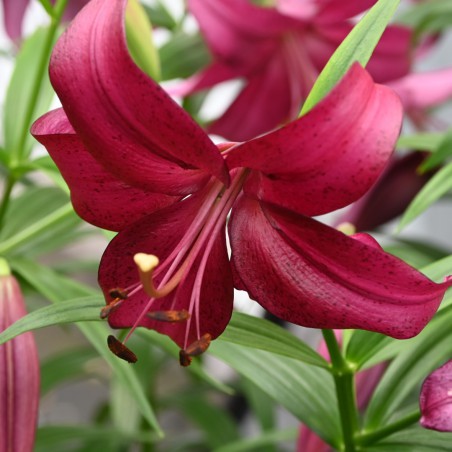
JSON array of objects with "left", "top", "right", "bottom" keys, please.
[{"left": 32, "top": 0, "right": 452, "bottom": 364}]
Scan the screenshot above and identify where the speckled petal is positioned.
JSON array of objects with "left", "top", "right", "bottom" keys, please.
[
  {"left": 49, "top": 0, "right": 228, "bottom": 195},
  {"left": 227, "top": 64, "right": 403, "bottom": 216},
  {"left": 229, "top": 196, "right": 452, "bottom": 339},
  {"left": 32, "top": 108, "right": 179, "bottom": 231}
]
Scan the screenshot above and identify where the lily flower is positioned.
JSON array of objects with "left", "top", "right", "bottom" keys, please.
[
  {"left": 420, "top": 360, "right": 452, "bottom": 432},
  {"left": 0, "top": 260, "right": 40, "bottom": 451},
  {"left": 32, "top": 0, "right": 452, "bottom": 363},
  {"left": 172, "top": 0, "right": 412, "bottom": 141}
]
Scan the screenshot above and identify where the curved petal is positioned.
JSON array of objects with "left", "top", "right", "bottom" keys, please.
[
  {"left": 229, "top": 196, "right": 452, "bottom": 339},
  {"left": 209, "top": 52, "right": 294, "bottom": 141},
  {"left": 32, "top": 109, "right": 179, "bottom": 231},
  {"left": 2, "top": 0, "right": 29, "bottom": 41},
  {"left": 420, "top": 360, "right": 452, "bottom": 432},
  {"left": 314, "top": 0, "right": 377, "bottom": 24},
  {"left": 49, "top": 0, "right": 228, "bottom": 194},
  {"left": 227, "top": 64, "right": 403, "bottom": 216},
  {"left": 189, "top": 0, "right": 298, "bottom": 63},
  {"left": 365, "top": 25, "right": 412, "bottom": 84},
  {"left": 388, "top": 68, "right": 452, "bottom": 111},
  {"left": 99, "top": 191, "right": 233, "bottom": 348}
]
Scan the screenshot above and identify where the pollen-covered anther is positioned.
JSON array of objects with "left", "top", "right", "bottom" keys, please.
[
  {"left": 147, "top": 309, "right": 190, "bottom": 322},
  {"left": 179, "top": 333, "right": 212, "bottom": 367},
  {"left": 100, "top": 288, "right": 129, "bottom": 319},
  {"left": 107, "top": 335, "right": 137, "bottom": 363}
]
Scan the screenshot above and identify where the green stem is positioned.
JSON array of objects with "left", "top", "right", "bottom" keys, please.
[
  {"left": 12, "top": 0, "right": 68, "bottom": 164},
  {"left": 0, "top": 203, "right": 73, "bottom": 254},
  {"left": 322, "top": 329, "right": 359, "bottom": 452},
  {"left": 356, "top": 410, "right": 420, "bottom": 447},
  {"left": 0, "top": 174, "right": 16, "bottom": 231}
]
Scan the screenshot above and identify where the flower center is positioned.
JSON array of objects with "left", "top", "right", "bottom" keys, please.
[{"left": 104, "top": 166, "right": 249, "bottom": 364}]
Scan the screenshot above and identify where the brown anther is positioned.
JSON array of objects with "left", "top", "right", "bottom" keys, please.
[
  {"left": 179, "top": 350, "right": 192, "bottom": 367},
  {"left": 178, "top": 333, "right": 212, "bottom": 367},
  {"left": 147, "top": 309, "right": 190, "bottom": 323},
  {"left": 107, "top": 335, "right": 137, "bottom": 363},
  {"left": 108, "top": 288, "right": 128, "bottom": 300},
  {"left": 100, "top": 299, "right": 122, "bottom": 319}
]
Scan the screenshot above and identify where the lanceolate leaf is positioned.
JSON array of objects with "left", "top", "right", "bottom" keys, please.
[
  {"left": 9, "top": 258, "right": 162, "bottom": 435},
  {"left": 364, "top": 427, "right": 452, "bottom": 451},
  {"left": 397, "top": 133, "right": 445, "bottom": 151},
  {"left": 419, "top": 130, "right": 452, "bottom": 172},
  {"left": 301, "top": 0, "right": 400, "bottom": 113},
  {"left": 220, "top": 312, "right": 328, "bottom": 368},
  {"left": 210, "top": 341, "right": 341, "bottom": 448},
  {"left": 397, "top": 161, "right": 452, "bottom": 231},
  {"left": 364, "top": 304, "right": 452, "bottom": 429}
]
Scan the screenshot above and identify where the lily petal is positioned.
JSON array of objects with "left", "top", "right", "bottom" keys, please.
[
  {"left": 49, "top": 0, "right": 228, "bottom": 194},
  {"left": 99, "top": 191, "right": 233, "bottom": 348},
  {"left": 2, "top": 0, "right": 29, "bottom": 41},
  {"left": 209, "top": 52, "right": 293, "bottom": 141},
  {"left": 229, "top": 196, "right": 452, "bottom": 339},
  {"left": 32, "top": 108, "right": 179, "bottom": 231},
  {"left": 314, "top": 0, "right": 377, "bottom": 24},
  {"left": 420, "top": 360, "right": 452, "bottom": 432},
  {"left": 388, "top": 68, "right": 452, "bottom": 111},
  {"left": 227, "top": 64, "right": 403, "bottom": 216}
]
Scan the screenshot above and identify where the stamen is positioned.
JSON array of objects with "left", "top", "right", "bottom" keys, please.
[
  {"left": 107, "top": 335, "right": 137, "bottom": 363},
  {"left": 100, "top": 288, "right": 129, "bottom": 319},
  {"left": 179, "top": 333, "right": 212, "bottom": 367},
  {"left": 147, "top": 310, "right": 190, "bottom": 322}
]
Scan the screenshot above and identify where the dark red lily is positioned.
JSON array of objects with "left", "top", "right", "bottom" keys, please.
[{"left": 32, "top": 0, "right": 452, "bottom": 362}]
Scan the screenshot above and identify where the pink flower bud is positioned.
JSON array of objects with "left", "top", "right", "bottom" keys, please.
[{"left": 0, "top": 263, "right": 40, "bottom": 452}]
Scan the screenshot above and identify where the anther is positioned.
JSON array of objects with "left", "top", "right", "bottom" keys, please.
[
  {"left": 107, "top": 335, "right": 137, "bottom": 363},
  {"left": 100, "top": 288, "right": 128, "bottom": 319},
  {"left": 179, "top": 333, "right": 212, "bottom": 367},
  {"left": 147, "top": 309, "right": 190, "bottom": 322}
]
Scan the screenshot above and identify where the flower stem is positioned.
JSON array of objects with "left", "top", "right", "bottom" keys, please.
[
  {"left": 0, "top": 174, "right": 16, "bottom": 231},
  {"left": 12, "top": 0, "right": 68, "bottom": 164},
  {"left": 322, "top": 329, "right": 359, "bottom": 452},
  {"left": 355, "top": 410, "right": 420, "bottom": 447}
]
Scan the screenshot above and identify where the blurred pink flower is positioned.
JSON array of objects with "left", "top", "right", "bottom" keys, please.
[
  {"left": 0, "top": 263, "right": 40, "bottom": 451},
  {"left": 173, "top": 0, "right": 412, "bottom": 140},
  {"left": 420, "top": 360, "right": 452, "bottom": 432}
]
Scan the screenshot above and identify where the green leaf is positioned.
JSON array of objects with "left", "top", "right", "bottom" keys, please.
[
  {"left": 126, "top": 0, "right": 161, "bottom": 80},
  {"left": 397, "top": 161, "right": 452, "bottom": 231},
  {"left": 397, "top": 0, "right": 452, "bottom": 37},
  {"left": 34, "top": 425, "right": 158, "bottom": 452},
  {"left": 137, "top": 329, "right": 234, "bottom": 395},
  {"left": 364, "top": 427, "right": 452, "bottom": 451},
  {"left": 0, "top": 296, "right": 103, "bottom": 344},
  {"left": 10, "top": 258, "right": 163, "bottom": 435},
  {"left": 213, "top": 428, "right": 298, "bottom": 452},
  {"left": 220, "top": 312, "right": 328, "bottom": 368},
  {"left": 210, "top": 342, "right": 341, "bottom": 448},
  {"left": 301, "top": 0, "right": 400, "bottom": 114},
  {"left": 4, "top": 27, "right": 56, "bottom": 162},
  {"left": 160, "top": 32, "right": 211, "bottom": 80},
  {"left": 364, "top": 305, "right": 452, "bottom": 429},
  {"left": 174, "top": 392, "right": 240, "bottom": 449},
  {"left": 18, "top": 156, "right": 69, "bottom": 192},
  {"left": 419, "top": 130, "right": 452, "bottom": 172},
  {"left": 142, "top": 1, "right": 178, "bottom": 30},
  {"left": 241, "top": 377, "right": 275, "bottom": 432},
  {"left": 396, "top": 132, "right": 445, "bottom": 151},
  {"left": 40, "top": 347, "right": 100, "bottom": 395}
]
